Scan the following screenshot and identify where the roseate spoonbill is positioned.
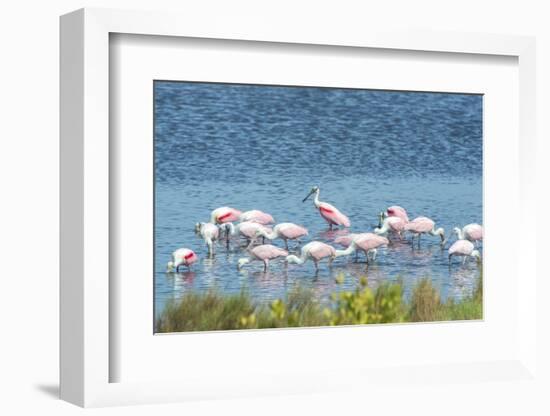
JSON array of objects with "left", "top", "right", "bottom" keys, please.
[
  {"left": 166, "top": 248, "right": 198, "bottom": 272},
  {"left": 302, "top": 186, "right": 351, "bottom": 229},
  {"left": 210, "top": 206, "right": 242, "bottom": 224},
  {"left": 404, "top": 216, "right": 445, "bottom": 245},
  {"left": 448, "top": 239, "right": 481, "bottom": 265},
  {"left": 453, "top": 223, "right": 483, "bottom": 246},
  {"left": 223, "top": 221, "right": 272, "bottom": 243},
  {"left": 334, "top": 233, "right": 373, "bottom": 261},
  {"left": 335, "top": 233, "right": 389, "bottom": 264},
  {"left": 255, "top": 222, "right": 308, "bottom": 250},
  {"left": 286, "top": 241, "right": 336, "bottom": 270},
  {"left": 374, "top": 216, "right": 406, "bottom": 239},
  {"left": 237, "top": 244, "right": 288, "bottom": 271},
  {"left": 194, "top": 222, "right": 220, "bottom": 255},
  {"left": 385, "top": 205, "right": 409, "bottom": 222},
  {"left": 239, "top": 210, "right": 275, "bottom": 225}
]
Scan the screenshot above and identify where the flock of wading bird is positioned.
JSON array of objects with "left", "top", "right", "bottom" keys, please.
[{"left": 166, "top": 186, "right": 483, "bottom": 273}]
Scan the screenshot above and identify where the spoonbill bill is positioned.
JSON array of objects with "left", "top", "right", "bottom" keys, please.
[
  {"left": 210, "top": 206, "right": 242, "bottom": 224},
  {"left": 255, "top": 222, "right": 308, "bottom": 250},
  {"left": 286, "top": 241, "right": 336, "bottom": 270},
  {"left": 166, "top": 248, "right": 198, "bottom": 272},
  {"left": 374, "top": 216, "right": 406, "bottom": 239},
  {"left": 303, "top": 186, "right": 350, "bottom": 229},
  {"left": 194, "top": 222, "right": 220, "bottom": 255},
  {"left": 404, "top": 216, "right": 445, "bottom": 245},
  {"left": 223, "top": 221, "right": 272, "bottom": 243},
  {"left": 453, "top": 223, "right": 483, "bottom": 246},
  {"left": 237, "top": 244, "right": 288, "bottom": 271},
  {"left": 239, "top": 210, "right": 275, "bottom": 225},
  {"left": 335, "top": 233, "right": 389, "bottom": 265},
  {"left": 448, "top": 239, "right": 481, "bottom": 265}
]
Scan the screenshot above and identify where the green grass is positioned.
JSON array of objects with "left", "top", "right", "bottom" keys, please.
[{"left": 156, "top": 272, "right": 483, "bottom": 333}]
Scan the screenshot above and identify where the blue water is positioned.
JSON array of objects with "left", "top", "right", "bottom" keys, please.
[{"left": 154, "top": 81, "right": 483, "bottom": 321}]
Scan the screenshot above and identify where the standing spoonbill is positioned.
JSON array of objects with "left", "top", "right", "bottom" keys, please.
[
  {"left": 255, "top": 222, "right": 308, "bottom": 250},
  {"left": 335, "top": 233, "right": 389, "bottom": 265},
  {"left": 374, "top": 216, "right": 406, "bottom": 239},
  {"left": 166, "top": 248, "right": 198, "bottom": 272},
  {"left": 448, "top": 239, "right": 481, "bottom": 265},
  {"left": 194, "top": 222, "right": 220, "bottom": 255},
  {"left": 334, "top": 233, "right": 373, "bottom": 261},
  {"left": 223, "top": 221, "right": 272, "bottom": 243},
  {"left": 286, "top": 241, "right": 336, "bottom": 270},
  {"left": 453, "top": 223, "right": 483, "bottom": 246},
  {"left": 404, "top": 216, "right": 445, "bottom": 245},
  {"left": 210, "top": 206, "right": 242, "bottom": 224},
  {"left": 302, "top": 186, "right": 351, "bottom": 229},
  {"left": 237, "top": 244, "right": 288, "bottom": 271},
  {"left": 239, "top": 210, "right": 275, "bottom": 225}
]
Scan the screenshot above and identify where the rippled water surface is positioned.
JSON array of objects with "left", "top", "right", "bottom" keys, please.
[{"left": 154, "top": 81, "right": 482, "bottom": 320}]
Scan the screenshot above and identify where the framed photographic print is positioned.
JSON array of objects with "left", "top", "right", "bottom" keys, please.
[{"left": 60, "top": 7, "right": 538, "bottom": 408}]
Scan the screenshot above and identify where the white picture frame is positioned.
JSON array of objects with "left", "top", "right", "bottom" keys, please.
[{"left": 60, "top": 7, "right": 538, "bottom": 407}]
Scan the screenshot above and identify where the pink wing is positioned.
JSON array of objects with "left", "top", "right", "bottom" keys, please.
[
  {"left": 387, "top": 216, "right": 405, "bottom": 231},
  {"left": 175, "top": 248, "right": 198, "bottom": 265},
  {"left": 404, "top": 217, "right": 434, "bottom": 233},
  {"left": 278, "top": 223, "right": 308, "bottom": 239},
  {"left": 334, "top": 235, "right": 353, "bottom": 247},
  {"left": 449, "top": 240, "right": 474, "bottom": 256},
  {"left": 240, "top": 210, "right": 275, "bottom": 225},
  {"left": 355, "top": 233, "right": 389, "bottom": 250},
  {"left": 318, "top": 202, "right": 351, "bottom": 227},
  {"left": 252, "top": 244, "right": 288, "bottom": 260},
  {"left": 238, "top": 222, "right": 271, "bottom": 239},
  {"left": 309, "top": 242, "right": 336, "bottom": 260},
  {"left": 213, "top": 207, "right": 242, "bottom": 224},
  {"left": 465, "top": 224, "right": 483, "bottom": 241},
  {"left": 386, "top": 206, "right": 409, "bottom": 222}
]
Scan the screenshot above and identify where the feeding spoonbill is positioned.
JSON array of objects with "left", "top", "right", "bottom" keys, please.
[
  {"left": 334, "top": 233, "right": 374, "bottom": 261},
  {"left": 404, "top": 216, "right": 445, "bottom": 245},
  {"left": 223, "top": 221, "right": 272, "bottom": 243},
  {"left": 302, "top": 186, "right": 351, "bottom": 229},
  {"left": 286, "top": 241, "right": 337, "bottom": 270},
  {"left": 448, "top": 239, "right": 481, "bottom": 265},
  {"left": 374, "top": 216, "right": 406, "bottom": 239},
  {"left": 335, "top": 233, "right": 389, "bottom": 265},
  {"left": 210, "top": 206, "right": 242, "bottom": 224},
  {"left": 453, "top": 223, "right": 483, "bottom": 246},
  {"left": 194, "top": 222, "right": 220, "bottom": 255},
  {"left": 255, "top": 222, "right": 308, "bottom": 250},
  {"left": 237, "top": 244, "right": 288, "bottom": 271},
  {"left": 384, "top": 205, "right": 409, "bottom": 222},
  {"left": 239, "top": 210, "right": 275, "bottom": 225},
  {"left": 166, "top": 248, "right": 198, "bottom": 272}
]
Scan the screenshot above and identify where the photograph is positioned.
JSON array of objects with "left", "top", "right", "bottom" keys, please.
[{"left": 154, "top": 80, "right": 483, "bottom": 333}]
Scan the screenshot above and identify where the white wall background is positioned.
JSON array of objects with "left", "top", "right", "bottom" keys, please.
[{"left": 0, "top": 1, "right": 548, "bottom": 415}]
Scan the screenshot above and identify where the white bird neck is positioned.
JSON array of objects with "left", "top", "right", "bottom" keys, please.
[
  {"left": 335, "top": 242, "right": 356, "bottom": 258},
  {"left": 456, "top": 229, "right": 465, "bottom": 240},
  {"left": 259, "top": 227, "right": 277, "bottom": 240},
  {"left": 313, "top": 189, "right": 321, "bottom": 208}
]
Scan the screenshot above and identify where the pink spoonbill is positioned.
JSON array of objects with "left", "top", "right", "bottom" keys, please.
[
  {"left": 385, "top": 205, "right": 409, "bottom": 222},
  {"left": 239, "top": 209, "right": 275, "bottom": 225},
  {"left": 334, "top": 232, "right": 374, "bottom": 261},
  {"left": 194, "top": 222, "right": 220, "bottom": 255},
  {"left": 453, "top": 223, "right": 483, "bottom": 246},
  {"left": 210, "top": 206, "right": 242, "bottom": 224},
  {"left": 404, "top": 216, "right": 445, "bottom": 245},
  {"left": 303, "top": 186, "right": 351, "bottom": 229},
  {"left": 448, "top": 239, "right": 481, "bottom": 265},
  {"left": 286, "top": 241, "right": 337, "bottom": 270},
  {"left": 237, "top": 244, "right": 288, "bottom": 271},
  {"left": 335, "top": 233, "right": 389, "bottom": 265},
  {"left": 166, "top": 248, "right": 198, "bottom": 272},
  {"left": 255, "top": 222, "right": 308, "bottom": 250},
  {"left": 223, "top": 221, "right": 272, "bottom": 243},
  {"left": 375, "top": 216, "right": 406, "bottom": 239}
]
